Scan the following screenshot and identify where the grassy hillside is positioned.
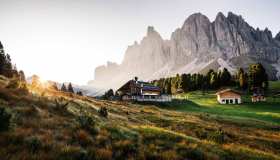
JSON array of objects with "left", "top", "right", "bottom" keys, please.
[
  {"left": 0, "top": 77, "right": 280, "bottom": 160},
  {"left": 269, "top": 81, "right": 280, "bottom": 92},
  {"left": 158, "top": 91, "right": 280, "bottom": 125}
]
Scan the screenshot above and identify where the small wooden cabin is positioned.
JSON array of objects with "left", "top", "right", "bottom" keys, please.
[
  {"left": 251, "top": 94, "right": 266, "bottom": 102},
  {"left": 251, "top": 87, "right": 266, "bottom": 102},
  {"left": 216, "top": 89, "right": 241, "bottom": 104}
]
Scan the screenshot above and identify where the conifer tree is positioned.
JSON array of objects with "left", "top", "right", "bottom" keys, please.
[
  {"left": 18, "top": 70, "right": 26, "bottom": 82},
  {"left": 220, "top": 68, "right": 232, "bottom": 86},
  {"left": 210, "top": 72, "right": 218, "bottom": 89},
  {"left": 237, "top": 68, "right": 248, "bottom": 90},
  {"left": 76, "top": 91, "right": 83, "bottom": 96},
  {"left": 248, "top": 63, "right": 268, "bottom": 90},
  {"left": 67, "top": 83, "right": 74, "bottom": 93},
  {"left": 61, "top": 83, "right": 67, "bottom": 92}
]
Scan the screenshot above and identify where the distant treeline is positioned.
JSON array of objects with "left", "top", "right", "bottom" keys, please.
[
  {"left": 0, "top": 42, "right": 26, "bottom": 81},
  {"left": 152, "top": 63, "right": 268, "bottom": 94},
  {"left": 60, "top": 82, "right": 83, "bottom": 96},
  {"left": 0, "top": 42, "right": 27, "bottom": 92}
]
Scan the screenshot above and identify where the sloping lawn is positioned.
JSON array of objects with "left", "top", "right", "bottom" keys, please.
[
  {"left": 159, "top": 91, "right": 280, "bottom": 125},
  {"left": 269, "top": 81, "right": 280, "bottom": 92}
]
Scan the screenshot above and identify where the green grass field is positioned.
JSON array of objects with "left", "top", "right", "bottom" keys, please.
[
  {"left": 270, "top": 81, "right": 280, "bottom": 92},
  {"left": 158, "top": 82, "right": 280, "bottom": 125}
]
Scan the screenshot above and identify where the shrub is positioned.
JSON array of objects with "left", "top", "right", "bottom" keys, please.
[
  {"left": 25, "top": 136, "right": 42, "bottom": 153},
  {"left": 54, "top": 98, "right": 69, "bottom": 111},
  {"left": 74, "top": 129, "right": 93, "bottom": 146},
  {"left": 95, "top": 148, "right": 112, "bottom": 160},
  {"left": 98, "top": 107, "right": 108, "bottom": 118},
  {"left": 59, "top": 145, "right": 89, "bottom": 160},
  {"left": 0, "top": 107, "right": 11, "bottom": 132},
  {"left": 159, "top": 150, "right": 180, "bottom": 160},
  {"left": 207, "top": 128, "right": 225, "bottom": 144},
  {"left": 6, "top": 79, "right": 19, "bottom": 89},
  {"left": 113, "top": 140, "right": 138, "bottom": 158},
  {"left": 195, "top": 129, "right": 208, "bottom": 139},
  {"left": 77, "top": 115, "right": 98, "bottom": 135}
]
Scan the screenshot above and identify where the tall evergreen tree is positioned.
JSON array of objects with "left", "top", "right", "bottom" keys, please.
[
  {"left": 206, "top": 69, "right": 214, "bottom": 88},
  {"left": 103, "top": 89, "right": 114, "bottom": 99},
  {"left": 237, "top": 68, "right": 248, "bottom": 90},
  {"left": 18, "top": 70, "right": 26, "bottom": 82},
  {"left": 248, "top": 63, "right": 268, "bottom": 90},
  {"left": 210, "top": 72, "right": 218, "bottom": 89},
  {"left": 61, "top": 83, "right": 67, "bottom": 92},
  {"left": 165, "top": 78, "right": 172, "bottom": 94},
  {"left": 67, "top": 83, "right": 74, "bottom": 93},
  {"left": 76, "top": 91, "right": 83, "bottom": 96},
  {"left": 0, "top": 42, "right": 14, "bottom": 77},
  {"left": 220, "top": 68, "right": 232, "bottom": 86},
  {"left": 181, "top": 74, "right": 191, "bottom": 92}
]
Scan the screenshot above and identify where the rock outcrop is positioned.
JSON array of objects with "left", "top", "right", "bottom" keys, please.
[{"left": 90, "top": 12, "right": 280, "bottom": 90}]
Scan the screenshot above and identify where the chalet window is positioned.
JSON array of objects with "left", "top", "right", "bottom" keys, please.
[{"left": 230, "top": 99, "right": 233, "bottom": 104}]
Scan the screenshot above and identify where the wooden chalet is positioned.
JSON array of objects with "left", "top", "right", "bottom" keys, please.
[
  {"left": 116, "top": 77, "right": 171, "bottom": 102},
  {"left": 216, "top": 89, "right": 242, "bottom": 104}
]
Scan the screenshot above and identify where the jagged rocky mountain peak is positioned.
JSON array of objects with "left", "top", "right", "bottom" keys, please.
[
  {"left": 227, "top": 12, "right": 243, "bottom": 22},
  {"left": 215, "top": 12, "right": 226, "bottom": 21},
  {"left": 276, "top": 32, "right": 280, "bottom": 41},
  {"left": 146, "top": 26, "right": 160, "bottom": 37},
  {"left": 183, "top": 12, "right": 210, "bottom": 27},
  {"left": 92, "top": 12, "right": 280, "bottom": 90}
]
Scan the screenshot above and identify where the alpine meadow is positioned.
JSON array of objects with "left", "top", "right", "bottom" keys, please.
[{"left": 0, "top": 1, "right": 280, "bottom": 160}]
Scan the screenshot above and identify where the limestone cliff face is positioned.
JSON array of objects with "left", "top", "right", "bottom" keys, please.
[
  {"left": 91, "top": 12, "right": 280, "bottom": 90},
  {"left": 121, "top": 26, "right": 170, "bottom": 78}
]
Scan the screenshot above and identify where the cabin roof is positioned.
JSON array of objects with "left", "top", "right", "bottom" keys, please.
[
  {"left": 216, "top": 89, "right": 241, "bottom": 95},
  {"left": 117, "top": 79, "right": 160, "bottom": 92}
]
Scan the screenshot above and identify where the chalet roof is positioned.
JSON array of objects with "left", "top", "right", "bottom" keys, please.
[
  {"left": 117, "top": 79, "right": 160, "bottom": 92},
  {"left": 116, "top": 80, "right": 134, "bottom": 92},
  {"left": 216, "top": 88, "right": 241, "bottom": 95}
]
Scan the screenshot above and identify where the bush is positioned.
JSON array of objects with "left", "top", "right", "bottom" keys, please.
[
  {"left": 74, "top": 129, "right": 93, "bottom": 146},
  {"left": 98, "top": 107, "right": 108, "bottom": 118},
  {"left": 54, "top": 98, "right": 69, "bottom": 111},
  {"left": 25, "top": 136, "right": 42, "bottom": 153},
  {"left": 6, "top": 79, "right": 19, "bottom": 89},
  {"left": 113, "top": 140, "right": 138, "bottom": 158},
  {"left": 0, "top": 107, "right": 11, "bottom": 132},
  {"left": 207, "top": 128, "right": 225, "bottom": 144},
  {"left": 59, "top": 145, "right": 89, "bottom": 160},
  {"left": 95, "top": 148, "right": 112, "bottom": 160},
  {"left": 77, "top": 115, "right": 98, "bottom": 135}
]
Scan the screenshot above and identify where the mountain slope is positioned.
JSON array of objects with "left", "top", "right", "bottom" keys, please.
[
  {"left": 1, "top": 76, "right": 280, "bottom": 159},
  {"left": 91, "top": 12, "right": 280, "bottom": 91}
]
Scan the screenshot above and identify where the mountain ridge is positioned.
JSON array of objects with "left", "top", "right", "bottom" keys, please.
[{"left": 90, "top": 12, "right": 280, "bottom": 91}]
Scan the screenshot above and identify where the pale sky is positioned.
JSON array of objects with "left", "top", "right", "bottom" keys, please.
[{"left": 0, "top": 0, "right": 279, "bottom": 84}]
